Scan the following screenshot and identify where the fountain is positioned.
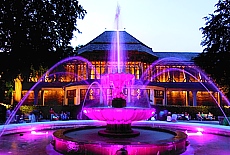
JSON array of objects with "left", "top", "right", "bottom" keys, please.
[
  {"left": 1, "top": 3, "right": 230, "bottom": 155},
  {"left": 51, "top": 4, "right": 188, "bottom": 155}
]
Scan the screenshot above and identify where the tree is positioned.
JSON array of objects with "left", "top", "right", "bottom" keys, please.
[
  {"left": 74, "top": 44, "right": 84, "bottom": 55},
  {"left": 0, "top": 0, "right": 86, "bottom": 79},
  {"left": 56, "top": 46, "right": 75, "bottom": 59},
  {"left": 194, "top": 0, "right": 230, "bottom": 97}
]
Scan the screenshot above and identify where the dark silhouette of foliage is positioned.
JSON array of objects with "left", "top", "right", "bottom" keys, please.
[
  {"left": 194, "top": 0, "right": 230, "bottom": 98},
  {"left": 0, "top": 0, "right": 86, "bottom": 80}
]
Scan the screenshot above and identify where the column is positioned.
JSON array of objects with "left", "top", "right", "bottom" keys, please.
[
  {"left": 10, "top": 92, "right": 13, "bottom": 105},
  {"left": 150, "top": 89, "right": 155, "bottom": 105},
  {"left": 41, "top": 90, "right": 45, "bottom": 106},
  {"left": 34, "top": 89, "right": 39, "bottom": 105},
  {"left": 74, "top": 88, "right": 80, "bottom": 105},
  {"left": 127, "top": 88, "right": 131, "bottom": 103},
  {"left": 100, "top": 88, "right": 103, "bottom": 104},
  {"left": 192, "top": 91, "right": 197, "bottom": 106},
  {"left": 185, "top": 91, "right": 189, "bottom": 106},
  {"left": 217, "top": 92, "right": 222, "bottom": 105},
  {"left": 163, "top": 89, "right": 167, "bottom": 106},
  {"left": 64, "top": 88, "right": 68, "bottom": 105}
]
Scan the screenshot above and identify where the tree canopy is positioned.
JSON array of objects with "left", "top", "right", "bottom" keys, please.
[
  {"left": 194, "top": 0, "right": 230, "bottom": 97},
  {"left": 0, "top": 0, "right": 86, "bottom": 79}
]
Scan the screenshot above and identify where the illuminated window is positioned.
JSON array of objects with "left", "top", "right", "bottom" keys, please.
[
  {"left": 135, "top": 66, "right": 140, "bottom": 79},
  {"left": 65, "top": 64, "right": 75, "bottom": 82},
  {"left": 76, "top": 63, "right": 88, "bottom": 81},
  {"left": 130, "top": 66, "right": 134, "bottom": 74},
  {"left": 96, "top": 65, "right": 100, "bottom": 79},
  {"left": 67, "top": 90, "right": 76, "bottom": 98},
  {"left": 91, "top": 68, "right": 95, "bottom": 79},
  {"left": 154, "top": 90, "right": 164, "bottom": 99},
  {"left": 101, "top": 65, "right": 105, "bottom": 74},
  {"left": 89, "top": 89, "right": 94, "bottom": 100}
]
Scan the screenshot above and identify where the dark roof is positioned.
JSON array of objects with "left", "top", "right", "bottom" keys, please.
[
  {"left": 154, "top": 52, "right": 199, "bottom": 61},
  {"left": 77, "top": 31, "right": 201, "bottom": 63},
  {"left": 77, "top": 31, "right": 156, "bottom": 56}
]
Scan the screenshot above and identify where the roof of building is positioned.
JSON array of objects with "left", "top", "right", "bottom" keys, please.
[
  {"left": 77, "top": 31, "right": 156, "bottom": 56},
  {"left": 151, "top": 52, "right": 200, "bottom": 65},
  {"left": 77, "top": 30, "right": 201, "bottom": 62},
  {"left": 154, "top": 52, "right": 199, "bottom": 61}
]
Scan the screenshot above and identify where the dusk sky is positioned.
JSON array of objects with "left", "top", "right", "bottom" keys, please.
[{"left": 71, "top": 0, "right": 218, "bottom": 52}]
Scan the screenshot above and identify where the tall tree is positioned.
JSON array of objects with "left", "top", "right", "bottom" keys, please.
[
  {"left": 0, "top": 0, "right": 86, "bottom": 79},
  {"left": 194, "top": 0, "right": 230, "bottom": 97}
]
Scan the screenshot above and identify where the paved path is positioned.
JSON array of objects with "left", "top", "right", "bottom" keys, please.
[
  {"left": 0, "top": 120, "right": 230, "bottom": 136},
  {"left": 0, "top": 120, "right": 230, "bottom": 155}
]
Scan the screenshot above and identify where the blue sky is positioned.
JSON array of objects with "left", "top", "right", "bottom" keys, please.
[{"left": 71, "top": 0, "right": 218, "bottom": 52}]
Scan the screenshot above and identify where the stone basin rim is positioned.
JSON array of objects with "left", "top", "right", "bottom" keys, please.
[{"left": 53, "top": 126, "right": 187, "bottom": 145}]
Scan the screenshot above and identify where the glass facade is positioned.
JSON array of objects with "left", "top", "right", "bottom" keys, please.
[
  {"left": 25, "top": 59, "right": 218, "bottom": 106},
  {"left": 28, "top": 60, "right": 207, "bottom": 84},
  {"left": 152, "top": 65, "right": 207, "bottom": 83}
]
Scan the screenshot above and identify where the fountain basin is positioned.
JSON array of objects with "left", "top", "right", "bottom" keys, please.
[
  {"left": 83, "top": 107, "right": 155, "bottom": 137},
  {"left": 52, "top": 126, "right": 188, "bottom": 155},
  {"left": 83, "top": 107, "right": 155, "bottom": 123}
]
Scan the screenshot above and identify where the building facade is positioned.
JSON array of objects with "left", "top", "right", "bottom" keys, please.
[{"left": 14, "top": 31, "right": 223, "bottom": 107}]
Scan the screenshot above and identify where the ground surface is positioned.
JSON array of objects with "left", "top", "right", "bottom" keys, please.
[{"left": 0, "top": 120, "right": 229, "bottom": 155}]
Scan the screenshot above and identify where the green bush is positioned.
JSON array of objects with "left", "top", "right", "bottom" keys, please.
[
  {"left": 223, "top": 117, "right": 230, "bottom": 126},
  {"left": 20, "top": 105, "right": 35, "bottom": 114}
]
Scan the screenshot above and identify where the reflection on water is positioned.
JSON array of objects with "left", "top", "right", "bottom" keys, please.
[{"left": 0, "top": 130, "right": 230, "bottom": 155}]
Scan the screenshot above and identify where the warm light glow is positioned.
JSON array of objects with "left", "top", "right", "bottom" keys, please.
[
  {"left": 31, "top": 130, "right": 48, "bottom": 135},
  {"left": 91, "top": 68, "right": 95, "bottom": 79},
  {"left": 83, "top": 109, "right": 87, "bottom": 114},
  {"left": 31, "top": 127, "right": 36, "bottom": 131},
  {"left": 14, "top": 75, "right": 23, "bottom": 102},
  {"left": 185, "top": 128, "right": 204, "bottom": 136},
  {"left": 89, "top": 89, "right": 94, "bottom": 100},
  {"left": 196, "top": 127, "right": 204, "bottom": 132},
  {"left": 185, "top": 130, "right": 203, "bottom": 136}
]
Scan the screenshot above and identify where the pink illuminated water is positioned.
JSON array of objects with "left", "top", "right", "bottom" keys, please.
[
  {"left": 142, "top": 57, "right": 230, "bottom": 124},
  {"left": 101, "top": 73, "right": 134, "bottom": 98},
  {"left": 83, "top": 107, "right": 155, "bottom": 124},
  {"left": 80, "top": 4, "right": 155, "bottom": 123},
  {"left": 142, "top": 57, "right": 230, "bottom": 106},
  {"left": 145, "top": 67, "right": 230, "bottom": 125},
  {"left": 79, "top": 81, "right": 106, "bottom": 119},
  {"left": 0, "top": 56, "right": 93, "bottom": 137},
  {"left": 83, "top": 72, "right": 154, "bottom": 123},
  {"left": 48, "top": 72, "right": 89, "bottom": 84},
  {"left": 116, "top": 29, "right": 121, "bottom": 72},
  {"left": 110, "top": 4, "right": 125, "bottom": 73},
  {"left": 0, "top": 122, "right": 229, "bottom": 155}
]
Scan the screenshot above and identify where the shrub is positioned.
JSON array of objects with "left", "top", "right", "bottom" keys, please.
[
  {"left": 223, "top": 117, "right": 230, "bottom": 126},
  {"left": 20, "top": 105, "right": 35, "bottom": 114}
]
